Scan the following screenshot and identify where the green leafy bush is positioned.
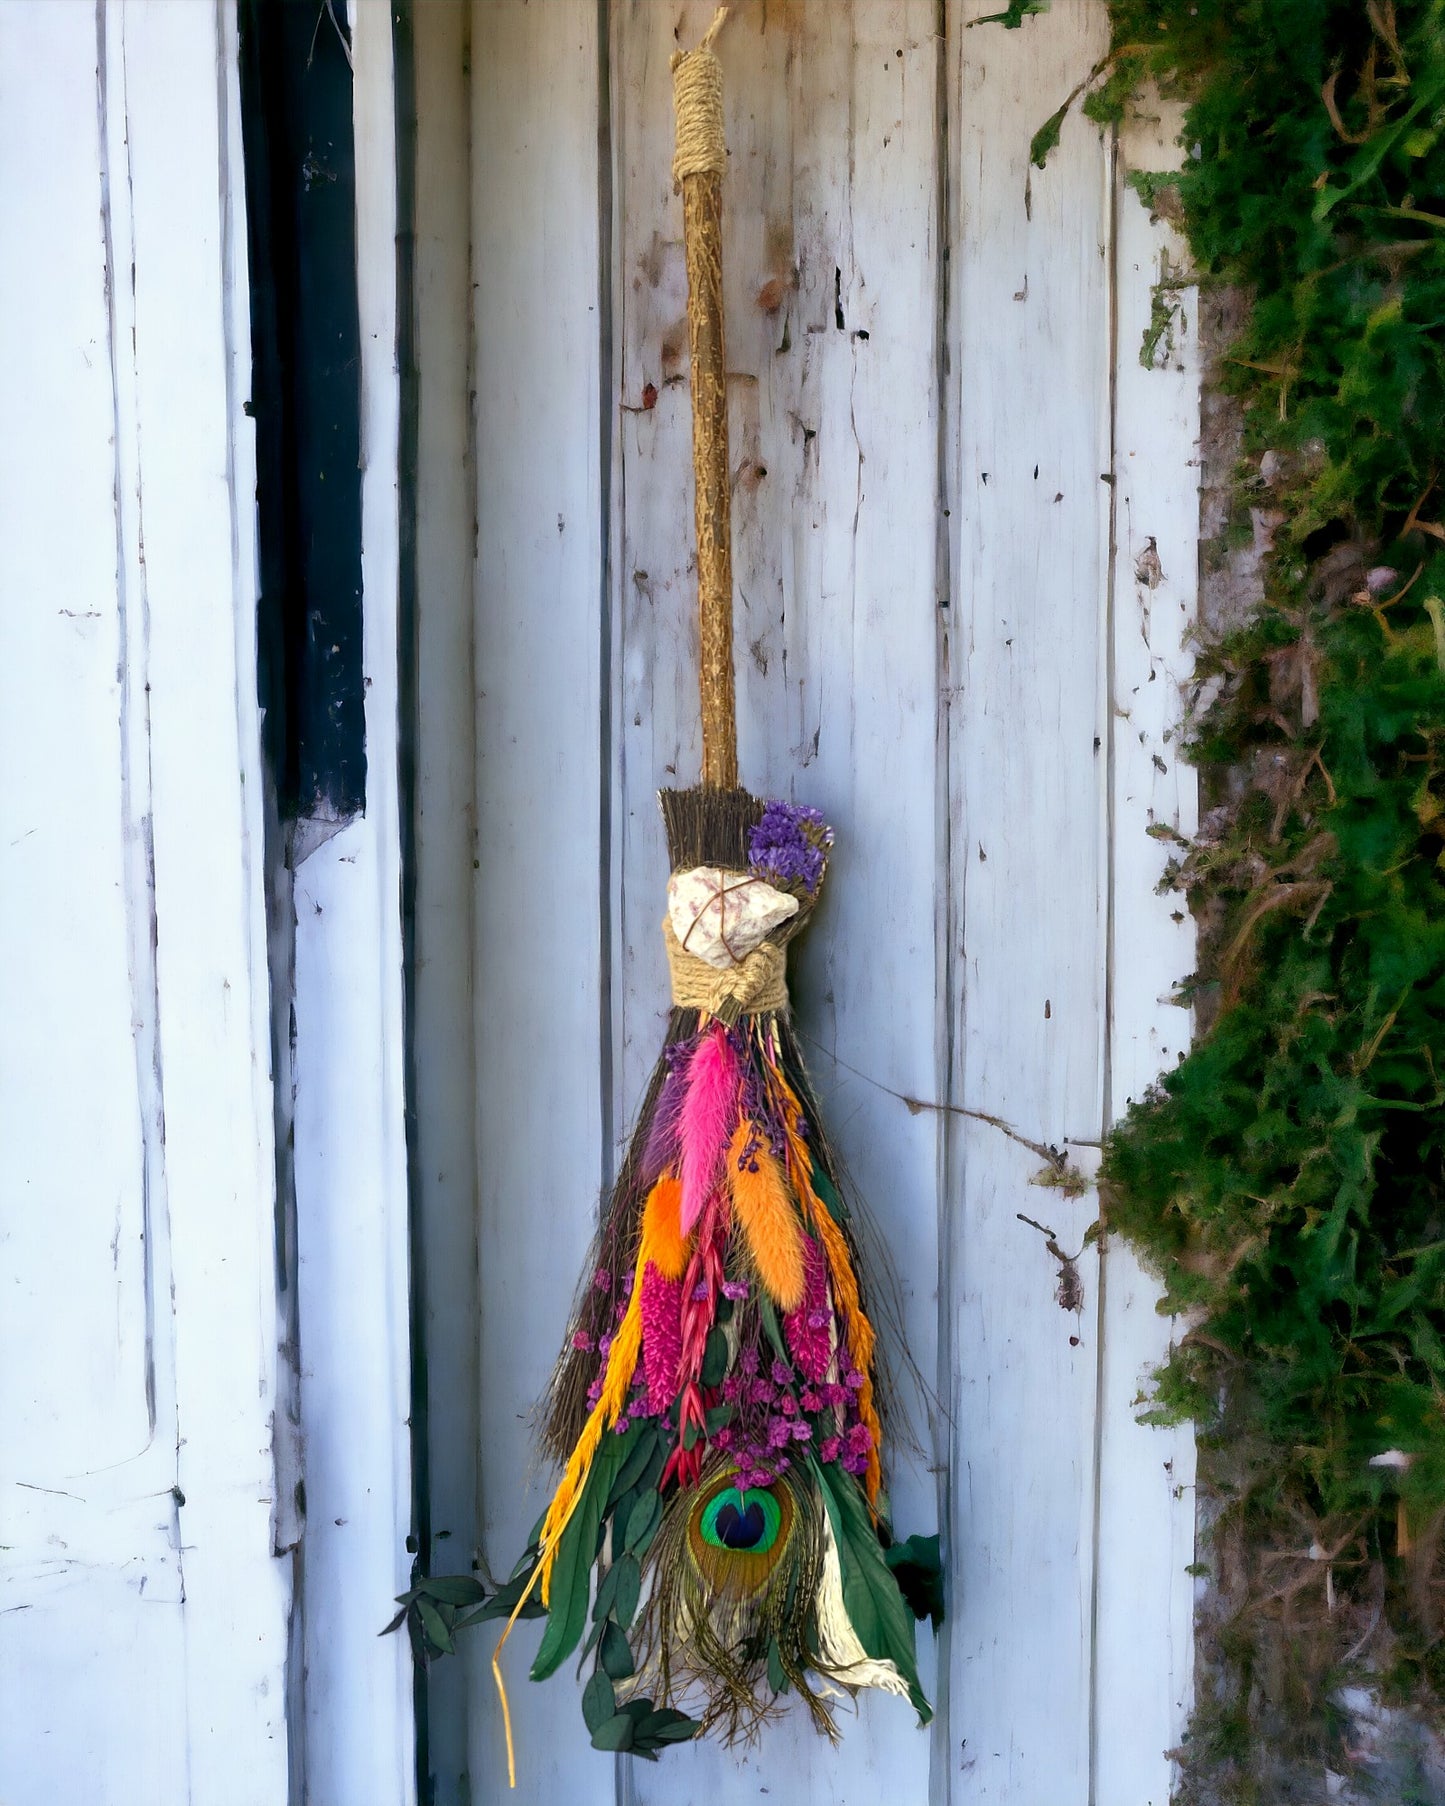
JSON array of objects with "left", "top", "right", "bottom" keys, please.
[{"left": 1027, "top": 0, "right": 1445, "bottom": 1794}]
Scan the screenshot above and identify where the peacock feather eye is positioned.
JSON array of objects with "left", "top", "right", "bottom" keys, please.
[
  {"left": 686, "top": 1470, "right": 796, "bottom": 1599},
  {"left": 700, "top": 1485, "right": 782, "bottom": 1554}
]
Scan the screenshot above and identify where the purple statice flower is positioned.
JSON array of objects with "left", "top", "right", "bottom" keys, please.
[
  {"left": 790, "top": 1419, "right": 813, "bottom": 1441},
  {"left": 744, "top": 1467, "right": 774, "bottom": 1490},
  {"left": 800, "top": 1387, "right": 823, "bottom": 1412},
  {"left": 779, "top": 1392, "right": 798, "bottom": 1418},
  {"left": 749, "top": 800, "right": 834, "bottom": 902},
  {"left": 572, "top": 1329, "right": 595, "bottom": 1353},
  {"left": 598, "top": 1333, "right": 613, "bottom": 1360},
  {"left": 721, "top": 1279, "right": 749, "bottom": 1302},
  {"left": 771, "top": 1358, "right": 794, "bottom": 1388},
  {"left": 846, "top": 1422, "right": 874, "bottom": 1461},
  {"left": 776, "top": 1456, "right": 792, "bottom": 1473},
  {"left": 714, "top": 1427, "right": 733, "bottom": 1451},
  {"left": 766, "top": 1417, "right": 793, "bottom": 1450},
  {"left": 739, "top": 1346, "right": 760, "bottom": 1377},
  {"left": 748, "top": 1379, "right": 777, "bottom": 1407},
  {"left": 844, "top": 1368, "right": 865, "bottom": 1392},
  {"left": 621, "top": 1270, "right": 635, "bottom": 1299},
  {"left": 586, "top": 1377, "right": 604, "bottom": 1409},
  {"left": 819, "top": 1435, "right": 842, "bottom": 1463},
  {"left": 612, "top": 1418, "right": 630, "bottom": 1435},
  {"left": 722, "top": 1374, "right": 743, "bottom": 1404},
  {"left": 593, "top": 1267, "right": 612, "bottom": 1293}
]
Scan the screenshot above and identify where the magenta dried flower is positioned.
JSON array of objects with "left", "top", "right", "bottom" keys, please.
[
  {"left": 784, "top": 1235, "right": 832, "bottom": 1382},
  {"left": 640, "top": 1265, "right": 683, "bottom": 1412}
]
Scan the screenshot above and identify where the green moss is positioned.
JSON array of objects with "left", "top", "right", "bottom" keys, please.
[{"left": 1022, "top": 0, "right": 1445, "bottom": 1792}]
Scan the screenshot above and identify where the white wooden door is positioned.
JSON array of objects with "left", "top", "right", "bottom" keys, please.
[
  {"left": 0, "top": 5, "right": 290, "bottom": 1799},
  {"left": 0, "top": 6, "right": 416, "bottom": 1801},
  {"left": 409, "top": 2, "right": 1202, "bottom": 1803}
]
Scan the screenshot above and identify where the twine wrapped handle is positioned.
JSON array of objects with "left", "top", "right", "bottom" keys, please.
[{"left": 672, "top": 7, "right": 738, "bottom": 791}]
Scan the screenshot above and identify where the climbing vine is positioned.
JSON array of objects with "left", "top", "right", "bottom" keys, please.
[{"left": 1022, "top": 1, "right": 1445, "bottom": 1796}]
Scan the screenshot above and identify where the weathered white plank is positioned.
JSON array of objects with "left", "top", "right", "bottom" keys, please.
[
  {"left": 468, "top": 2, "right": 608, "bottom": 1799},
  {"left": 0, "top": 1, "right": 289, "bottom": 1797},
  {"left": 612, "top": 4, "right": 944, "bottom": 1799},
  {"left": 0, "top": 9, "right": 187, "bottom": 1791},
  {"left": 408, "top": 5, "right": 481, "bottom": 1801},
  {"left": 290, "top": 6, "right": 416, "bottom": 1800},
  {"left": 1092, "top": 98, "right": 1200, "bottom": 1806},
  {"left": 118, "top": 2, "right": 291, "bottom": 1791},
  {"left": 943, "top": 4, "right": 1114, "bottom": 1799}
]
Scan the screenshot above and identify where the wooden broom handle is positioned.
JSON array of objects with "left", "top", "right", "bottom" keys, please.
[{"left": 672, "top": 8, "right": 738, "bottom": 791}]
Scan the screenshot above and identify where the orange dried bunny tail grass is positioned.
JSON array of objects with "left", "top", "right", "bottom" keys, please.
[
  {"left": 640, "top": 1174, "right": 689, "bottom": 1281},
  {"left": 775, "top": 1074, "right": 884, "bottom": 1504},
  {"left": 536, "top": 1180, "right": 693, "bottom": 1601},
  {"left": 726, "top": 1119, "right": 806, "bottom": 1311}
]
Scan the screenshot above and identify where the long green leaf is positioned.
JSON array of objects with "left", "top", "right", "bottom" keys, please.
[
  {"left": 531, "top": 1432, "right": 628, "bottom": 1681},
  {"left": 816, "top": 1461, "right": 931, "bottom": 1723}
]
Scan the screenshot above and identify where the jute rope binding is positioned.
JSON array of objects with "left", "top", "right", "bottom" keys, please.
[
  {"left": 664, "top": 916, "right": 789, "bottom": 1019},
  {"left": 670, "top": 19, "right": 728, "bottom": 181},
  {"left": 671, "top": 5, "right": 737, "bottom": 792}
]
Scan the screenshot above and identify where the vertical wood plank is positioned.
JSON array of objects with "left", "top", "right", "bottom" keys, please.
[
  {"left": 612, "top": 4, "right": 945, "bottom": 1799},
  {"left": 121, "top": 2, "right": 291, "bottom": 1792},
  {"left": 0, "top": 1, "right": 291, "bottom": 1796},
  {"left": 942, "top": 5, "right": 1113, "bottom": 1799},
  {"left": 1092, "top": 99, "right": 1200, "bottom": 1806},
  {"left": 409, "top": 5, "right": 481, "bottom": 1801},
  {"left": 291, "top": 7, "right": 416, "bottom": 1800},
  {"left": 469, "top": 2, "right": 607, "bottom": 1799},
  {"left": 0, "top": 9, "right": 189, "bottom": 1795}
]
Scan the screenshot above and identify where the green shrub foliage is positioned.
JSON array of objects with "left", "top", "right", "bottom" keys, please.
[{"left": 1030, "top": 0, "right": 1445, "bottom": 1794}]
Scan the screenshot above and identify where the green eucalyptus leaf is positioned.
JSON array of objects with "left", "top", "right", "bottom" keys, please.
[
  {"left": 599, "top": 1619, "right": 635, "bottom": 1681},
  {"left": 589, "top": 1711, "right": 636, "bottom": 1753},
  {"left": 581, "top": 1668, "right": 616, "bottom": 1736}
]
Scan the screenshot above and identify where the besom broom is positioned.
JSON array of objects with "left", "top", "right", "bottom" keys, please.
[{"left": 490, "top": 8, "right": 940, "bottom": 1777}]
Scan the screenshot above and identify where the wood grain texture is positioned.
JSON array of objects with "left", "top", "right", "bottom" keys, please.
[
  {"left": 290, "top": 8, "right": 416, "bottom": 1801},
  {"left": 468, "top": 2, "right": 608, "bottom": 1800},
  {"left": 0, "top": 2, "right": 289, "bottom": 1797},
  {"left": 943, "top": 5, "right": 1113, "bottom": 1798},
  {"left": 454, "top": 4, "right": 1200, "bottom": 1801},
  {"left": 409, "top": 4, "right": 481, "bottom": 1800},
  {"left": 1092, "top": 99, "right": 1201, "bottom": 1806}
]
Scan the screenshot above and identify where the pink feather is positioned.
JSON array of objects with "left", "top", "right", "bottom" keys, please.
[{"left": 678, "top": 1024, "right": 739, "bottom": 1234}]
